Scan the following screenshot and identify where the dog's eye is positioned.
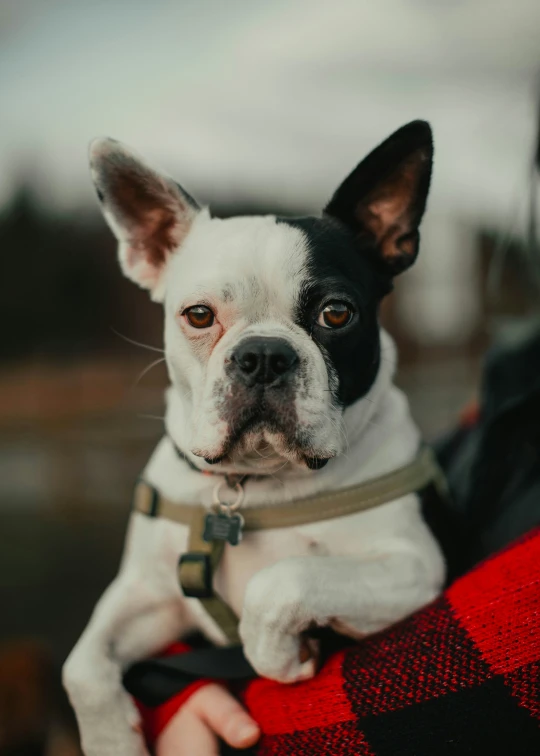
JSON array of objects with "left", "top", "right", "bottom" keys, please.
[
  {"left": 317, "top": 301, "right": 353, "bottom": 329},
  {"left": 183, "top": 305, "right": 215, "bottom": 329}
]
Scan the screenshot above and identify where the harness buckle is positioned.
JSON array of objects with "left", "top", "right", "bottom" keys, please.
[{"left": 178, "top": 552, "right": 213, "bottom": 598}]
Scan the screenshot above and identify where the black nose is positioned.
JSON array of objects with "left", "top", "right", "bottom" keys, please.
[{"left": 231, "top": 337, "right": 298, "bottom": 385}]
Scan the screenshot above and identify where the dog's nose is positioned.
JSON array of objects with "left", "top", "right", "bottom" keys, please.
[{"left": 231, "top": 337, "right": 298, "bottom": 385}]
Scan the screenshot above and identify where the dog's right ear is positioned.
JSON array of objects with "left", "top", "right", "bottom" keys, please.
[{"left": 89, "top": 139, "right": 200, "bottom": 301}]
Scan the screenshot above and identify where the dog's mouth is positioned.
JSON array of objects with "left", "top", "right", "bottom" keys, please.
[{"left": 194, "top": 405, "right": 333, "bottom": 471}]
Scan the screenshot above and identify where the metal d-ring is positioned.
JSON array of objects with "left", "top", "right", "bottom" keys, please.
[{"left": 212, "top": 479, "right": 245, "bottom": 514}]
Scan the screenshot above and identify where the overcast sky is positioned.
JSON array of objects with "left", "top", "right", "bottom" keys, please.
[{"left": 1, "top": 0, "right": 540, "bottom": 229}]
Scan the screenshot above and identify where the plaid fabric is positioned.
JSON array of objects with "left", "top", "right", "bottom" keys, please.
[
  {"left": 137, "top": 526, "right": 540, "bottom": 753},
  {"left": 242, "top": 527, "right": 540, "bottom": 754}
]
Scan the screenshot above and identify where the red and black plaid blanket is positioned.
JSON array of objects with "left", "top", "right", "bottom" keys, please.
[{"left": 138, "top": 526, "right": 540, "bottom": 753}]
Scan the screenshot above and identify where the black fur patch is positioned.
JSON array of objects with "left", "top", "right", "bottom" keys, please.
[
  {"left": 324, "top": 120, "right": 433, "bottom": 277},
  {"left": 278, "top": 215, "right": 391, "bottom": 407}
]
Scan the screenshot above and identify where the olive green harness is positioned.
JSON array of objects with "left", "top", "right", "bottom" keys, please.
[{"left": 133, "top": 446, "right": 447, "bottom": 644}]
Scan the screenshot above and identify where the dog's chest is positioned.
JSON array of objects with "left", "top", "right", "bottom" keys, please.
[
  {"left": 219, "top": 524, "right": 325, "bottom": 594},
  {"left": 211, "top": 501, "right": 407, "bottom": 621},
  {"left": 212, "top": 525, "right": 322, "bottom": 616}
]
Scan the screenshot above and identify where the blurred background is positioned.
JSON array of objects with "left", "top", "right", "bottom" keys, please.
[{"left": 1, "top": 0, "right": 540, "bottom": 753}]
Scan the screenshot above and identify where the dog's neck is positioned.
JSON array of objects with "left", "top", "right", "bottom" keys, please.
[{"left": 144, "top": 331, "right": 421, "bottom": 507}]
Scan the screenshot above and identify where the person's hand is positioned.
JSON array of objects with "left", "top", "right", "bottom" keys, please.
[{"left": 155, "top": 683, "right": 260, "bottom": 756}]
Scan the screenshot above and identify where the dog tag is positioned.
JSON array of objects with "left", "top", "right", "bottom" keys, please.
[{"left": 203, "top": 512, "right": 244, "bottom": 546}]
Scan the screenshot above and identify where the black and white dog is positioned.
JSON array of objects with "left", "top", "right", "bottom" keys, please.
[{"left": 63, "top": 121, "right": 445, "bottom": 756}]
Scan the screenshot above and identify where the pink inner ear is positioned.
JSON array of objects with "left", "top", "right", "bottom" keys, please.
[
  {"left": 109, "top": 163, "right": 181, "bottom": 266},
  {"left": 107, "top": 163, "right": 198, "bottom": 288},
  {"left": 356, "top": 154, "right": 424, "bottom": 260},
  {"left": 363, "top": 194, "right": 409, "bottom": 245},
  {"left": 126, "top": 206, "right": 179, "bottom": 269}
]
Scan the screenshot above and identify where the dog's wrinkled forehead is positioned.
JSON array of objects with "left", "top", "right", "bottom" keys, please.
[{"left": 165, "top": 214, "right": 308, "bottom": 321}]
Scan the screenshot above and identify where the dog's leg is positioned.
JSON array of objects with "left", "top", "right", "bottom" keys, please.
[
  {"left": 63, "top": 571, "right": 190, "bottom": 756},
  {"left": 239, "top": 546, "right": 444, "bottom": 683}
]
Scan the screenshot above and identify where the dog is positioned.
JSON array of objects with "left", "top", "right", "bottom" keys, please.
[{"left": 63, "top": 120, "right": 445, "bottom": 756}]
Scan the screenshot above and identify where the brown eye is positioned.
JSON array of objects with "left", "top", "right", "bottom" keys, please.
[
  {"left": 317, "top": 301, "right": 353, "bottom": 329},
  {"left": 184, "top": 305, "right": 215, "bottom": 329}
]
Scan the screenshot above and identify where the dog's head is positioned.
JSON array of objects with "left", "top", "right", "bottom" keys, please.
[{"left": 90, "top": 122, "right": 432, "bottom": 474}]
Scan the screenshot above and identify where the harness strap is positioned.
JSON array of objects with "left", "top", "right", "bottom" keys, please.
[
  {"left": 177, "top": 508, "right": 241, "bottom": 644},
  {"left": 133, "top": 446, "right": 445, "bottom": 530},
  {"left": 123, "top": 645, "right": 255, "bottom": 707},
  {"left": 133, "top": 446, "right": 447, "bottom": 644}
]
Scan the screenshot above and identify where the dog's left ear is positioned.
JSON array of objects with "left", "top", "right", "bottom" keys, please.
[
  {"left": 325, "top": 120, "right": 433, "bottom": 276},
  {"left": 89, "top": 138, "right": 200, "bottom": 300}
]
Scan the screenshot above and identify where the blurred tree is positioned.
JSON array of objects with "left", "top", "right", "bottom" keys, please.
[
  {"left": 0, "top": 191, "right": 309, "bottom": 365},
  {"left": 0, "top": 186, "right": 162, "bottom": 362}
]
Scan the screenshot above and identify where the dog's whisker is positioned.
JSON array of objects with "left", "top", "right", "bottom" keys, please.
[
  {"left": 267, "top": 459, "right": 292, "bottom": 478},
  {"left": 175, "top": 387, "right": 194, "bottom": 402},
  {"left": 363, "top": 415, "right": 384, "bottom": 431},
  {"left": 252, "top": 446, "right": 274, "bottom": 460},
  {"left": 133, "top": 357, "right": 167, "bottom": 387},
  {"left": 262, "top": 459, "right": 290, "bottom": 476},
  {"left": 111, "top": 328, "right": 165, "bottom": 354}
]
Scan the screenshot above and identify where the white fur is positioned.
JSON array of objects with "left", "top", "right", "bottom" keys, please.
[
  {"left": 63, "top": 145, "right": 445, "bottom": 756},
  {"left": 64, "top": 331, "right": 445, "bottom": 756}
]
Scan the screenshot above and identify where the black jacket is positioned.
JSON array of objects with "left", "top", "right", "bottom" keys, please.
[{"left": 434, "top": 320, "right": 540, "bottom": 579}]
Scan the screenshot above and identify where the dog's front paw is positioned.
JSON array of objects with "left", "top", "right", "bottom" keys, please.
[{"left": 239, "top": 560, "right": 317, "bottom": 683}]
